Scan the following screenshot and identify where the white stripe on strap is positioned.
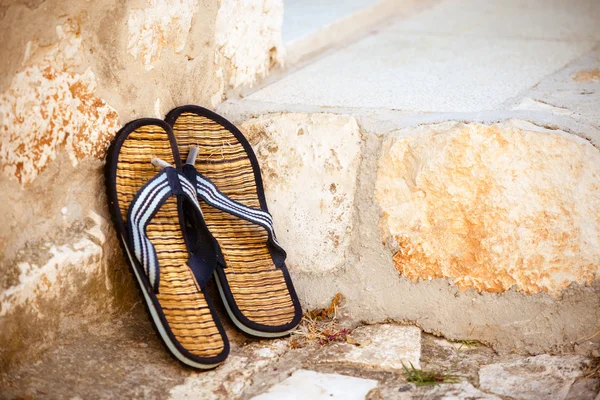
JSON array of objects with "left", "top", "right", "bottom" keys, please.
[
  {"left": 192, "top": 171, "right": 283, "bottom": 251},
  {"left": 127, "top": 166, "right": 203, "bottom": 291}
]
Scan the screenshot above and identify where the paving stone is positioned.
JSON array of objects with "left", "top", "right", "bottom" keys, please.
[
  {"left": 421, "top": 382, "right": 501, "bottom": 400},
  {"left": 514, "top": 49, "right": 600, "bottom": 141},
  {"left": 320, "top": 324, "right": 421, "bottom": 370},
  {"left": 390, "top": 0, "right": 600, "bottom": 41},
  {"left": 250, "top": 0, "right": 596, "bottom": 113},
  {"left": 168, "top": 340, "right": 289, "bottom": 400},
  {"left": 251, "top": 369, "right": 378, "bottom": 400},
  {"left": 420, "top": 334, "right": 499, "bottom": 386},
  {"left": 565, "top": 376, "right": 600, "bottom": 400},
  {"left": 479, "top": 354, "right": 591, "bottom": 400}
]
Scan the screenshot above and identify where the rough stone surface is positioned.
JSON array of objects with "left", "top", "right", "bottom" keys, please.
[
  {"left": 420, "top": 335, "right": 499, "bottom": 386},
  {"left": 319, "top": 324, "right": 422, "bottom": 370},
  {"left": 0, "top": 21, "right": 119, "bottom": 185},
  {"left": 2, "top": 0, "right": 600, "bottom": 388},
  {"left": 513, "top": 49, "right": 600, "bottom": 140},
  {"left": 479, "top": 355, "right": 592, "bottom": 400},
  {"left": 214, "top": 107, "right": 600, "bottom": 355},
  {"left": 375, "top": 120, "right": 600, "bottom": 296},
  {"left": 214, "top": 0, "right": 283, "bottom": 98},
  {"left": 0, "top": 154, "right": 132, "bottom": 371},
  {"left": 416, "top": 382, "right": 501, "bottom": 400},
  {"left": 127, "top": 0, "right": 198, "bottom": 71},
  {"left": 252, "top": 369, "right": 378, "bottom": 400},
  {"left": 168, "top": 340, "right": 289, "bottom": 400},
  {"left": 573, "top": 69, "right": 600, "bottom": 82},
  {"left": 5, "top": 321, "right": 596, "bottom": 399},
  {"left": 240, "top": 113, "right": 362, "bottom": 274},
  {"left": 0, "top": 211, "right": 106, "bottom": 318}
]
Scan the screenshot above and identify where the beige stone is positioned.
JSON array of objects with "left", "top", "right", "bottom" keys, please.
[
  {"left": 479, "top": 355, "right": 590, "bottom": 400},
  {"left": 240, "top": 113, "right": 362, "bottom": 274},
  {"left": 0, "top": 21, "right": 119, "bottom": 185},
  {"left": 414, "top": 382, "right": 501, "bottom": 400},
  {"left": 168, "top": 340, "right": 289, "bottom": 400},
  {"left": 252, "top": 369, "right": 378, "bottom": 400},
  {"left": 375, "top": 121, "right": 600, "bottom": 296},
  {"left": 0, "top": 0, "right": 285, "bottom": 369},
  {"left": 572, "top": 69, "right": 600, "bottom": 82},
  {"left": 0, "top": 211, "right": 106, "bottom": 317},
  {"left": 319, "top": 324, "right": 422, "bottom": 370},
  {"left": 215, "top": 0, "right": 283, "bottom": 97},
  {"left": 127, "top": 0, "right": 198, "bottom": 71}
]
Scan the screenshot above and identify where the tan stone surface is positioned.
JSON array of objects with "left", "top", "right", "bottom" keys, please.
[
  {"left": 240, "top": 113, "right": 362, "bottom": 274},
  {"left": 479, "top": 355, "right": 591, "bottom": 400},
  {"left": 375, "top": 121, "right": 600, "bottom": 296},
  {"left": 319, "top": 324, "right": 422, "bottom": 370},
  {"left": 215, "top": 0, "right": 283, "bottom": 97},
  {"left": 0, "top": 211, "right": 106, "bottom": 318},
  {"left": 572, "top": 68, "right": 600, "bottom": 82},
  {"left": 127, "top": 0, "right": 198, "bottom": 71},
  {"left": 251, "top": 369, "right": 378, "bottom": 400},
  {"left": 0, "top": 21, "right": 119, "bottom": 185},
  {"left": 168, "top": 340, "right": 289, "bottom": 400},
  {"left": 0, "top": 0, "right": 214, "bottom": 368}
]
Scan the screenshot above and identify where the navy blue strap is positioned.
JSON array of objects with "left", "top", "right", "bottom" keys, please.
[
  {"left": 126, "top": 165, "right": 210, "bottom": 292},
  {"left": 182, "top": 158, "right": 286, "bottom": 269}
]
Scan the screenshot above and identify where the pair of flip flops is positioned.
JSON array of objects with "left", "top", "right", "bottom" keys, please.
[{"left": 105, "top": 105, "right": 302, "bottom": 369}]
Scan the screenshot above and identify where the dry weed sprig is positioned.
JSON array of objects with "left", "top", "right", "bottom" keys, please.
[{"left": 290, "top": 293, "right": 357, "bottom": 348}]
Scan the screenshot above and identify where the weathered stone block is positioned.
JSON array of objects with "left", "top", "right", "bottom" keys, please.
[
  {"left": 127, "top": 0, "right": 199, "bottom": 71},
  {"left": 215, "top": 0, "right": 284, "bottom": 95},
  {"left": 318, "top": 324, "right": 422, "bottom": 370},
  {"left": 479, "top": 355, "right": 591, "bottom": 400},
  {"left": 375, "top": 120, "right": 600, "bottom": 296},
  {"left": 0, "top": 21, "right": 119, "bottom": 185},
  {"left": 169, "top": 340, "right": 289, "bottom": 400},
  {"left": 240, "top": 113, "right": 362, "bottom": 274},
  {"left": 251, "top": 369, "right": 378, "bottom": 400}
]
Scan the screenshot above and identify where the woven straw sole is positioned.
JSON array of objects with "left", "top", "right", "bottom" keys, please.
[
  {"left": 106, "top": 120, "right": 228, "bottom": 368},
  {"left": 166, "top": 106, "right": 302, "bottom": 335}
]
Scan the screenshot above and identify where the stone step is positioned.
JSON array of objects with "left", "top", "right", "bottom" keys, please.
[
  {"left": 218, "top": 0, "right": 600, "bottom": 355},
  {"left": 281, "top": 0, "right": 434, "bottom": 66}
]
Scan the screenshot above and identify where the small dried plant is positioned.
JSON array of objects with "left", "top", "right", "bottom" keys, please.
[{"left": 289, "top": 293, "right": 358, "bottom": 349}]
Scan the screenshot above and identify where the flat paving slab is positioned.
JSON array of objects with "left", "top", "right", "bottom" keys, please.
[
  {"left": 250, "top": 0, "right": 598, "bottom": 113},
  {"left": 251, "top": 369, "right": 378, "bottom": 400},
  {"left": 479, "top": 355, "right": 594, "bottom": 400},
  {"left": 282, "top": 0, "right": 380, "bottom": 44},
  {"left": 391, "top": 0, "right": 600, "bottom": 41},
  {"left": 319, "top": 324, "right": 422, "bottom": 370}
]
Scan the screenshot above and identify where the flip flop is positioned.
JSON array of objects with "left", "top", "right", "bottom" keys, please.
[
  {"left": 165, "top": 105, "right": 303, "bottom": 337},
  {"left": 105, "top": 118, "right": 229, "bottom": 368}
]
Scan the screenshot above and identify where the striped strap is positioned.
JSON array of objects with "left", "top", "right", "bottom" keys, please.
[
  {"left": 182, "top": 163, "right": 287, "bottom": 267},
  {"left": 126, "top": 165, "right": 203, "bottom": 292}
]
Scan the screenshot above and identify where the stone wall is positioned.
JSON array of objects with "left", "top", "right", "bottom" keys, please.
[
  {"left": 0, "top": 0, "right": 284, "bottom": 370},
  {"left": 376, "top": 121, "right": 600, "bottom": 296},
  {"left": 220, "top": 104, "right": 600, "bottom": 355}
]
